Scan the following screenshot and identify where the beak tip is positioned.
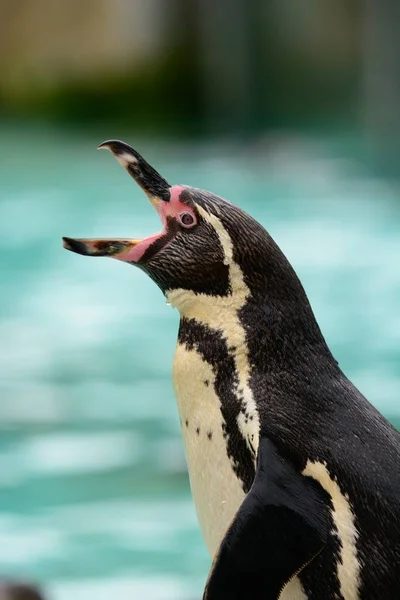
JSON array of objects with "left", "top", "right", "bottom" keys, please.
[
  {"left": 62, "top": 236, "right": 72, "bottom": 249},
  {"left": 97, "top": 140, "right": 128, "bottom": 155},
  {"left": 97, "top": 141, "right": 113, "bottom": 152},
  {"left": 62, "top": 237, "right": 91, "bottom": 256}
]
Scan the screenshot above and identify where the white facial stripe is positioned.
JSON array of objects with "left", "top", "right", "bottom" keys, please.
[
  {"left": 168, "top": 206, "right": 260, "bottom": 459},
  {"left": 115, "top": 152, "right": 138, "bottom": 168},
  {"left": 303, "top": 461, "right": 360, "bottom": 600}
]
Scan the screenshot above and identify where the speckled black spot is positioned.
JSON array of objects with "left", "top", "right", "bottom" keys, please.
[
  {"left": 185, "top": 419, "right": 189, "bottom": 428},
  {"left": 204, "top": 380, "right": 210, "bottom": 387},
  {"left": 207, "top": 431, "right": 213, "bottom": 440},
  {"left": 196, "top": 426, "right": 200, "bottom": 435}
]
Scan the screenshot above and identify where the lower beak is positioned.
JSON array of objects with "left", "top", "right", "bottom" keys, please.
[{"left": 62, "top": 237, "right": 140, "bottom": 258}]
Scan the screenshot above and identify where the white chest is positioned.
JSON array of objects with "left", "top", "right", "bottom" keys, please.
[{"left": 173, "top": 342, "right": 246, "bottom": 554}]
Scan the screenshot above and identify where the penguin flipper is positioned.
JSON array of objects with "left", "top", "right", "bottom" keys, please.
[{"left": 203, "top": 437, "right": 328, "bottom": 600}]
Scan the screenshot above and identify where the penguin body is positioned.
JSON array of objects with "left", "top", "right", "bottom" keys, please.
[{"left": 63, "top": 142, "right": 400, "bottom": 600}]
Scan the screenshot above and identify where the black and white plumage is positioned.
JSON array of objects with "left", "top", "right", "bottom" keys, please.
[{"left": 63, "top": 141, "right": 400, "bottom": 600}]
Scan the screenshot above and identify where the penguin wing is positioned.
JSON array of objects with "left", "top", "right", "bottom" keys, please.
[{"left": 203, "top": 437, "right": 329, "bottom": 600}]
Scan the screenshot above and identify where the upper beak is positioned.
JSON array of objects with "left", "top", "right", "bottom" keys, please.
[{"left": 97, "top": 139, "right": 170, "bottom": 205}]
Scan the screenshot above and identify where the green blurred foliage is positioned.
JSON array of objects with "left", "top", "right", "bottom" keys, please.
[{"left": 0, "top": 0, "right": 364, "bottom": 136}]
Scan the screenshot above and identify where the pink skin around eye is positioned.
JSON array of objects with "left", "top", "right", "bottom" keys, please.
[{"left": 114, "top": 185, "right": 194, "bottom": 263}]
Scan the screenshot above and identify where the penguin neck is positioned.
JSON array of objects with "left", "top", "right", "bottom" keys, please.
[
  {"left": 167, "top": 284, "right": 250, "bottom": 334},
  {"left": 168, "top": 285, "right": 335, "bottom": 374}
]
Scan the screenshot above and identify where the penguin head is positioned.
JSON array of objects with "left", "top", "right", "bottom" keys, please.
[{"left": 63, "top": 141, "right": 303, "bottom": 313}]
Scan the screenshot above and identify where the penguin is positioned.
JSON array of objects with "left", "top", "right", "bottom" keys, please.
[{"left": 63, "top": 140, "right": 400, "bottom": 600}]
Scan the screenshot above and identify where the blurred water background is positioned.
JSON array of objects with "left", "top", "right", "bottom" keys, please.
[{"left": 0, "top": 2, "right": 400, "bottom": 599}]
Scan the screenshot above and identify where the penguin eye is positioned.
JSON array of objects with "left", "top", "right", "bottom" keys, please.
[{"left": 179, "top": 212, "right": 196, "bottom": 228}]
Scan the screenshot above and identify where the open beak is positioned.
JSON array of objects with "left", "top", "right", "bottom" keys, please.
[{"left": 63, "top": 140, "right": 170, "bottom": 262}]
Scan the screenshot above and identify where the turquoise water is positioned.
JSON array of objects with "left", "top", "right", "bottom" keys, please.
[{"left": 0, "top": 124, "right": 399, "bottom": 599}]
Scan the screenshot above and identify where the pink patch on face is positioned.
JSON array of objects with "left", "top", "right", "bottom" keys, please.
[{"left": 112, "top": 185, "right": 196, "bottom": 264}]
